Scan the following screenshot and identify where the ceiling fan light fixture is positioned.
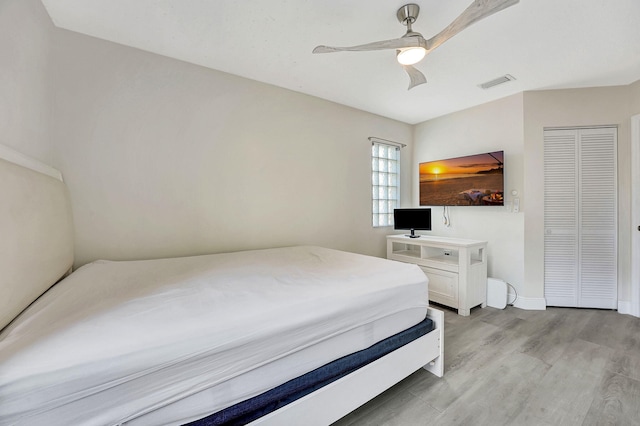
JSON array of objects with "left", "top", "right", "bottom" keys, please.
[
  {"left": 396, "top": 47, "right": 426, "bottom": 65},
  {"left": 313, "top": 1, "right": 520, "bottom": 89}
]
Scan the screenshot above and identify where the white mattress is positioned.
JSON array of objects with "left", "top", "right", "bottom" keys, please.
[{"left": 0, "top": 246, "right": 428, "bottom": 426}]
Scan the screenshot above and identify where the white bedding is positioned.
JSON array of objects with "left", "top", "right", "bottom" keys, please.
[
  {"left": 0, "top": 246, "right": 428, "bottom": 426},
  {"left": 133, "top": 308, "right": 426, "bottom": 426}
]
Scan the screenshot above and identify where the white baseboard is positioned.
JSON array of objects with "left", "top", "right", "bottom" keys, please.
[
  {"left": 508, "top": 293, "right": 546, "bottom": 311},
  {"left": 617, "top": 300, "right": 633, "bottom": 315},
  {"left": 504, "top": 296, "right": 636, "bottom": 314}
]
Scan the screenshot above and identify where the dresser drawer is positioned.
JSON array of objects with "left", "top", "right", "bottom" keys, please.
[{"left": 420, "top": 266, "right": 459, "bottom": 309}]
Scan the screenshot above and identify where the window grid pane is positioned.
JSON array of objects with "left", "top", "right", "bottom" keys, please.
[{"left": 372, "top": 142, "right": 400, "bottom": 227}]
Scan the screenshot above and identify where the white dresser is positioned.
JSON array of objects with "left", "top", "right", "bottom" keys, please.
[{"left": 386, "top": 234, "right": 488, "bottom": 316}]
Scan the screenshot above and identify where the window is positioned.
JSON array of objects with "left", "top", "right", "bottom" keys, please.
[{"left": 372, "top": 142, "right": 400, "bottom": 227}]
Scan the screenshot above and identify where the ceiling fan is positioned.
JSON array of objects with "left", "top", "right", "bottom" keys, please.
[{"left": 312, "top": 0, "right": 519, "bottom": 90}]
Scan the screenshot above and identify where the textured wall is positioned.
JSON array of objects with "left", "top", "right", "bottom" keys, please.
[
  {"left": 0, "top": 0, "right": 55, "bottom": 163},
  {"left": 413, "top": 94, "right": 526, "bottom": 302},
  {"left": 50, "top": 29, "right": 413, "bottom": 267}
]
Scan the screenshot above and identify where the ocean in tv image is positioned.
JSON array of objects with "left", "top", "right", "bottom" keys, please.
[{"left": 419, "top": 151, "right": 504, "bottom": 206}]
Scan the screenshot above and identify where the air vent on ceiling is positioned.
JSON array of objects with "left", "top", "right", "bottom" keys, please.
[{"left": 479, "top": 74, "right": 516, "bottom": 90}]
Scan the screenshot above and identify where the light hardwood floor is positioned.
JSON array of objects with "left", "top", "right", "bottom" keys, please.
[{"left": 333, "top": 305, "right": 640, "bottom": 426}]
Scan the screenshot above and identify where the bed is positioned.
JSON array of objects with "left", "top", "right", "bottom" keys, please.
[{"left": 0, "top": 144, "right": 443, "bottom": 426}]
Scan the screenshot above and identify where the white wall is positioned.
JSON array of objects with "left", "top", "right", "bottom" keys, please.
[
  {"left": 632, "top": 79, "right": 640, "bottom": 114},
  {"left": 50, "top": 29, "right": 413, "bottom": 267},
  {"left": 0, "top": 0, "right": 54, "bottom": 163},
  {"left": 413, "top": 94, "right": 526, "bottom": 300},
  {"left": 414, "top": 85, "right": 636, "bottom": 309},
  {"left": 6, "top": 0, "right": 639, "bottom": 304},
  {"left": 523, "top": 86, "right": 633, "bottom": 303}
]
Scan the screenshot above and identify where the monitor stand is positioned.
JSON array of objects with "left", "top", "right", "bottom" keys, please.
[{"left": 405, "top": 229, "right": 420, "bottom": 238}]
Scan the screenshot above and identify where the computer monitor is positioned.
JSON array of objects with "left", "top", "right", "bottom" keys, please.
[{"left": 393, "top": 208, "right": 432, "bottom": 238}]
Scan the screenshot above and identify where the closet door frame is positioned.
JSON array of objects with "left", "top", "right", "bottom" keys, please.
[
  {"left": 544, "top": 126, "right": 618, "bottom": 309},
  {"left": 632, "top": 115, "right": 640, "bottom": 317}
]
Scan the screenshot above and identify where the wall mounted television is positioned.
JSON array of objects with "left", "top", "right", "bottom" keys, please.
[
  {"left": 394, "top": 208, "right": 431, "bottom": 238},
  {"left": 419, "top": 151, "right": 504, "bottom": 206}
]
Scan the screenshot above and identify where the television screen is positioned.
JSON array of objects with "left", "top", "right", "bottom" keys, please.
[
  {"left": 419, "top": 151, "right": 504, "bottom": 206},
  {"left": 394, "top": 208, "right": 431, "bottom": 238}
]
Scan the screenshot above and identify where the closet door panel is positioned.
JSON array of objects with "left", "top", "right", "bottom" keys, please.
[
  {"left": 544, "top": 129, "right": 579, "bottom": 307},
  {"left": 580, "top": 234, "right": 617, "bottom": 308},
  {"left": 579, "top": 128, "right": 617, "bottom": 309},
  {"left": 544, "top": 233, "right": 578, "bottom": 306}
]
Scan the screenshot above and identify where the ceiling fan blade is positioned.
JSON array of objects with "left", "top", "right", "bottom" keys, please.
[
  {"left": 403, "top": 65, "right": 427, "bottom": 90},
  {"left": 427, "top": 0, "right": 519, "bottom": 52},
  {"left": 313, "top": 36, "right": 426, "bottom": 54}
]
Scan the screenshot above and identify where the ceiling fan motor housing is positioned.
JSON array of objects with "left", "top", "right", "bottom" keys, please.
[{"left": 397, "top": 4, "right": 420, "bottom": 26}]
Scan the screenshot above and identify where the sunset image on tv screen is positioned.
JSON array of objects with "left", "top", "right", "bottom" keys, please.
[{"left": 419, "top": 151, "right": 504, "bottom": 206}]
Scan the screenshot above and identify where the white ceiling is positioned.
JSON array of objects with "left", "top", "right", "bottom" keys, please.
[{"left": 41, "top": 0, "right": 640, "bottom": 124}]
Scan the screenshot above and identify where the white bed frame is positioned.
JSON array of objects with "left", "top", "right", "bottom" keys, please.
[
  {"left": 0, "top": 144, "right": 444, "bottom": 425},
  {"left": 251, "top": 307, "right": 444, "bottom": 425}
]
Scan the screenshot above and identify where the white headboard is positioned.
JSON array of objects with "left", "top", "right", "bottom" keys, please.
[{"left": 0, "top": 145, "right": 74, "bottom": 331}]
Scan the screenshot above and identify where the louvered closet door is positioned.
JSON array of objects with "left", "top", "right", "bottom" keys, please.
[
  {"left": 579, "top": 128, "right": 617, "bottom": 308},
  {"left": 544, "top": 130, "right": 579, "bottom": 306},
  {"left": 544, "top": 127, "right": 617, "bottom": 309}
]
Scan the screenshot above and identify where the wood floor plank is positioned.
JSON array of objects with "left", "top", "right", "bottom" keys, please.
[
  {"left": 583, "top": 370, "right": 640, "bottom": 426},
  {"left": 332, "top": 307, "right": 640, "bottom": 426},
  {"left": 606, "top": 348, "right": 640, "bottom": 382},
  {"left": 406, "top": 312, "right": 530, "bottom": 412},
  {"left": 428, "top": 352, "right": 549, "bottom": 425},
  {"left": 617, "top": 314, "right": 640, "bottom": 352},
  {"left": 577, "top": 309, "right": 635, "bottom": 350},
  {"left": 335, "top": 380, "right": 440, "bottom": 426},
  {"left": 518, "top": 308, "right": 595, "bottom": 365},
  {"left": 512, "top": 338, "right": 611, "bottom": 425}
]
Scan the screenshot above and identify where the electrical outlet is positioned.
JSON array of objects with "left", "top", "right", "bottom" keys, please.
[{"left": 513, "top": 198, "right": 520, "bottom": 213}]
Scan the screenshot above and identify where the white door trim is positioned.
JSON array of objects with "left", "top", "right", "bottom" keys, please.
[{"left": 631, "top": 114, "right": 640, "bottom": 317}]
